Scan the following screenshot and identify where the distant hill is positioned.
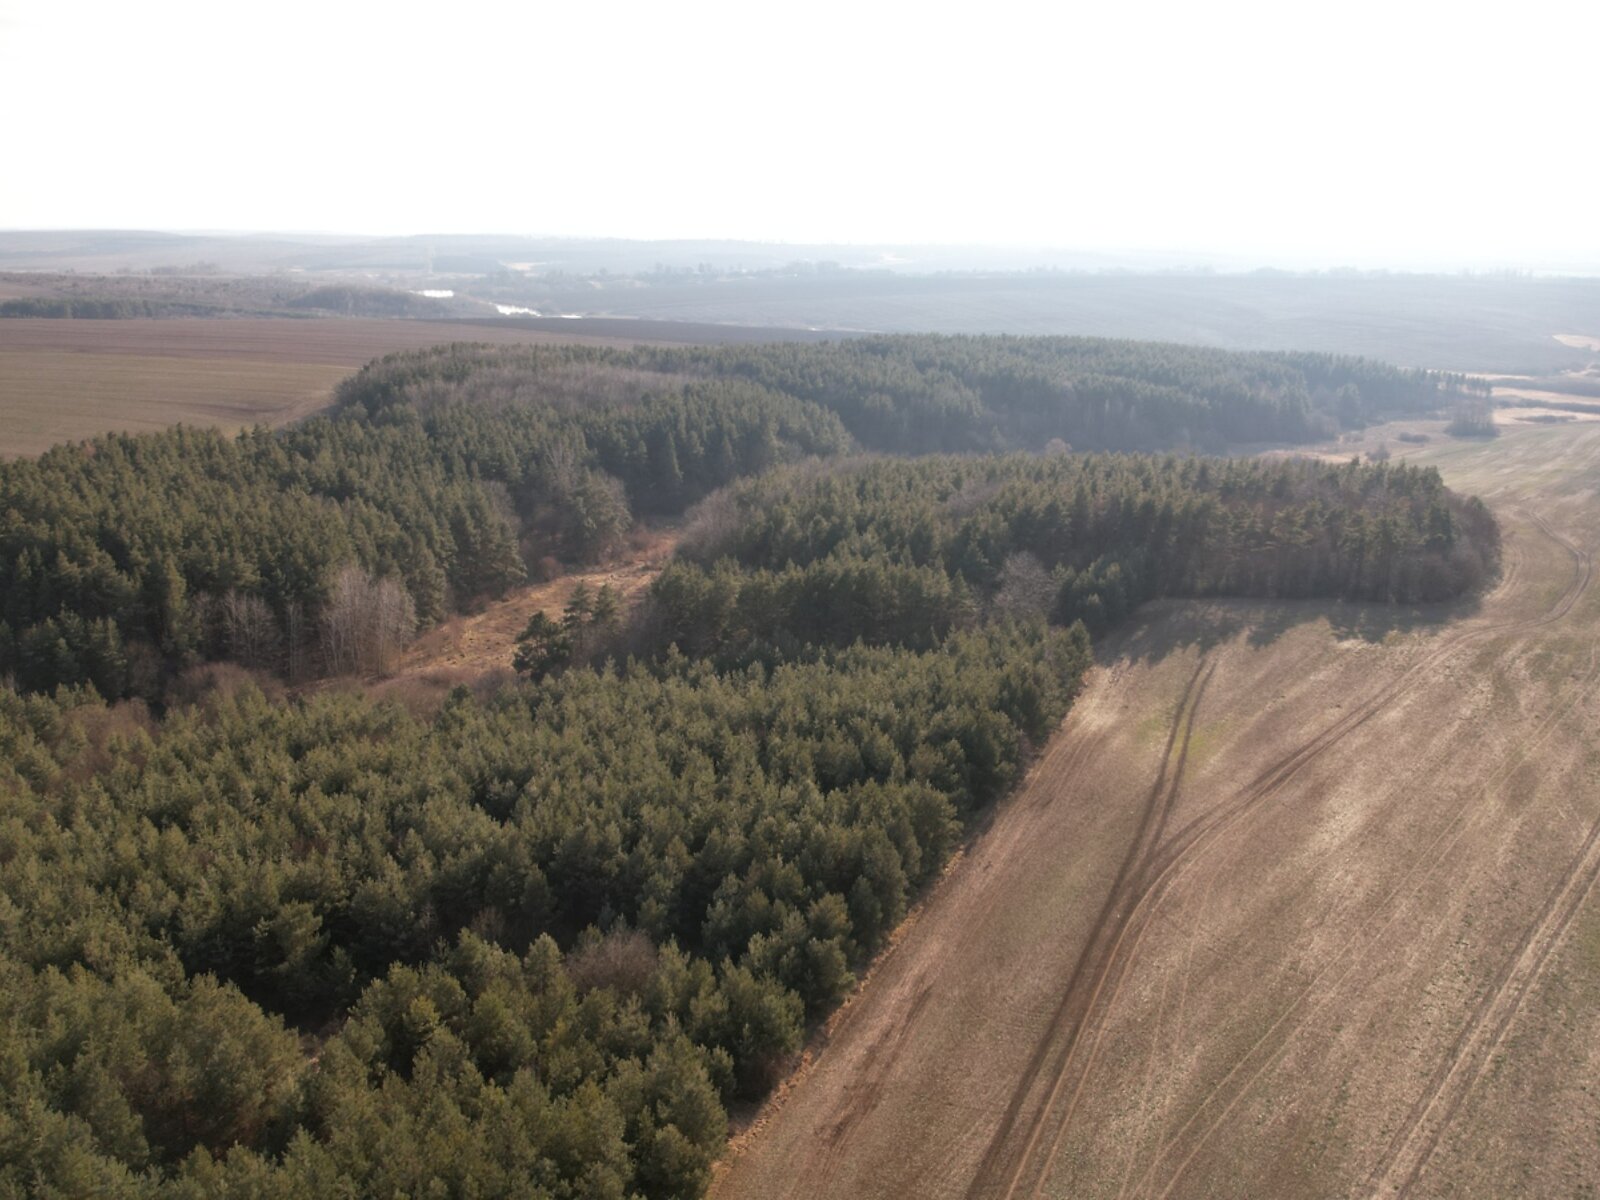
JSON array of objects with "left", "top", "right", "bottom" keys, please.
[{"left": 0, "top": 232, "right": 1596, "bottom": 373}]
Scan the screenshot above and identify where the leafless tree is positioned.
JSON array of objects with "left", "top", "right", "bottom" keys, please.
[
  {"left": 368, "top": 574, "right": 416, "bottom": 675},
  {"left": 221, "top": 591, "right": 281, "bottom": 671},
  {"left": 679, "top": 487, "right": 741, "bottom": 560},
  {"left": 321, "top": 565, "right": 416, "bottom": 677},
  {"left": 994, "top": 551, "right": 1058, "bottom": 622}
]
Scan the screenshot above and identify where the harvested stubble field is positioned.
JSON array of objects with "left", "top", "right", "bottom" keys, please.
[
  {"left": 713, "top": 421, "right": 1600, "bottom": 1199},
  {"left": 0, "top": 317, "right": 786, "bottom": 458}
]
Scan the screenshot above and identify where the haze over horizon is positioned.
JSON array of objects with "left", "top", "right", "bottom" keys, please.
[{"left": 2, "top": 0, "right": 1597, "bottom": 273}]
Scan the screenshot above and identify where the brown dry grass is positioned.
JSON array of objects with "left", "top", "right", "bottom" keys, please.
[
  {"left": 712, "top": 422, "right": 1600, "bottom": 1199},
  {"left": 1492, "top": 386, "right": 1600, "bottom": 409},
  {"left": 1494, "top": 404, "right": 1600, "bottom": 426},
  {"left": 364, "top": 526, "right": 681, "bottom": 715}
]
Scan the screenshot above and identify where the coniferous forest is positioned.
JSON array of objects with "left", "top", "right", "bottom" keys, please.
[{"left": 0, "top": 335, "right": 1498, "bottom": 1197}]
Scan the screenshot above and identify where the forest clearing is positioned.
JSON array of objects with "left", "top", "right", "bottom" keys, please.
[
  {"left": 712, "top": 420, "right": 1600, "bottom": 1198},
  {"left": 369, "top": 525, "right": 683, "bottom": 711}
]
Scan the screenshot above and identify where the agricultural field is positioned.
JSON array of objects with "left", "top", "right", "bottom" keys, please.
[
  {"left": 0, "top": 317, "right": 833, "bottom": 458},
  {"left": 712, "top": 420, "right": 1600, "bottom": 1198}
]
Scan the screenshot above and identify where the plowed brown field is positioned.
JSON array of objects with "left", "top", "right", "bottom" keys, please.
[{"left": 712, "top": 422, "right": 1600, "bottom": 1199}]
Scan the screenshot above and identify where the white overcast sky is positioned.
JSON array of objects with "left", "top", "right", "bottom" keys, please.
[{"left": 1, "top": 0, "right": 1595, "bottom": 269}]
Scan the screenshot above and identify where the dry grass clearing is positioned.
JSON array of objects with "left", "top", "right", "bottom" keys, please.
[
  {"left": 363, "top": 526, "right": 681, "bottom": 714},
  {"left": 713, "top": 422, "right": 1600, "bottom": 1199},
  {"left": 0, "top": 317, "right": 667, "bottom": 457},
  {"left": 1553, "top": 333, "right": 1600, "bottom": 352}
]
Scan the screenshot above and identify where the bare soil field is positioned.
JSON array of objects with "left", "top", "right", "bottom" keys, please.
[
  {"left": 0, "top": 317, "right": 818, "bottom": 458},
  {"left": 712, "top": 422, "right": 1600, "bottom": 1198}
]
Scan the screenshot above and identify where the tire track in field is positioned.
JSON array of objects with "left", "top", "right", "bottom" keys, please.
[
  {"left": 1370, "top": 810, "right": 1600, "bottom": 1197},
  {"left": 725, "top": 671, "right": 1115, "bottom": 1199},
  {"left": 1127, "top": 511, "right": 1594, "bottom": 1200},
  {"left": 806, "top": 983, "right": 937, "bottom": 1189},
  {"left": 963, "top": 659, "right": 1215, "bottom": 1200},
  {"left": 971, "top": 508, "right": 1584, "bottom": 1200},
  {"left": 1362, "top": 526, "right": 1600, "bottom": 1196},
  {"left": 1134, "top": 642, "right": 1600, "bottom": 1200}
]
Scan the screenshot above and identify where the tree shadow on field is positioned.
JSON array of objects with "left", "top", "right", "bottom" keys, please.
[{"left": 1099, "top": 586, "right": 1486, "bottom": 668}]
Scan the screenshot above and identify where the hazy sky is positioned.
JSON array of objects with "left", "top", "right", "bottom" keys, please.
[{"left": 1, "top": 0, "right": 1595, "bottom": 269}]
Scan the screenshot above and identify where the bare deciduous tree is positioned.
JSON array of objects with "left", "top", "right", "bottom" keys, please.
[
  {"left": 222, "top": 591, "right": 281, "bottom": 671},
  {"left": 994, "top": 551, "right": 1058, "bottom": 622},
  {"left": 321, "top": 565, "right": 417, "bottom": 677}
]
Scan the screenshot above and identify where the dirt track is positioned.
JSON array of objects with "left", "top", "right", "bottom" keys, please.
[{"left": 712, "top": 423, "right": 1600, "bottom": 1198}]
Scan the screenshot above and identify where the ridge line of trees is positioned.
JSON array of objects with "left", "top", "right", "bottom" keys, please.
[{"left": 1, "top": 335, "right": 1482, "bottom": 701}]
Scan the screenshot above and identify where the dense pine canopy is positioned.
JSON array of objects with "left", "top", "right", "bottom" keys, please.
[
  {"left": 0, "top": 334, "right": 1497, "bottom": 1196},
  {"left": 0, "top": 334, "right": 1476, "bottom": 700}
]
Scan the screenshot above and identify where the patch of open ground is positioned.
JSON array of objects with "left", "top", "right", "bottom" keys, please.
[
  {"left": 1553, "top": 333, "right": 1600, "bottom": 352},
  {"left": 712, "top": 422, "right": 1600, "bottom": 1198},
  {"left": 365, "top": 526, "right": 681, "bottom": 712},
  {"left": 1494, "top": 403, "right": 1600, "bottom": 426}
]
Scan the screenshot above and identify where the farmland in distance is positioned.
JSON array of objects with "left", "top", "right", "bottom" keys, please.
[{"left": 0, "top": 317, "right": 841, "bottom": 458}]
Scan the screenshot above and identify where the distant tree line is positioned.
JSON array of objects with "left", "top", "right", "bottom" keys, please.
[
  {"left": 284, "top": 286, "right": 450, "bottom": 318},
  {"left": 0, "top": 278, "right": 456, "bottom": 320},
  {"left": 0, "top": 297, "right": 199, "bottom": 318},
  {"left": 337, "top": 336, "right": 1482, "bottom": 457}
]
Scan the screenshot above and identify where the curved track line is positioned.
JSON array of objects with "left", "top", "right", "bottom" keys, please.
[
  {"left": 1140, "top": 639, "right": 1600, "bottom": 1200},
  {"left": 1376, "top": 818, "right": 1600, "bottom": 1197},
  {"left": 1017, "top": 663, "right": 1217, "bottom": 1199},
  {"left": 963, "top": 660, "right": 1215, "bottom": 1200},
  {"left": 1363, "top": 514, "right": 1596, "bottom": 1197},
  {"left": 1132, "top": 513, "right": 1593, "bottom": 1199},
  {"left": 976, "top": 508, "right": 1585, "bottom": 1200}
]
